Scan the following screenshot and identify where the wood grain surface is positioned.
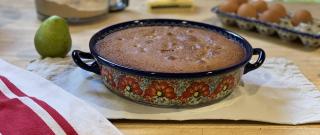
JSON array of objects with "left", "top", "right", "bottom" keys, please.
[{"left": 1, "top": 0, "right": 320, "bottom": 134}]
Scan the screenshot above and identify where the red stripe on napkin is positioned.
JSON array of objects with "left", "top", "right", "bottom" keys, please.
[
  {"left": 0, "top": 76, "right": 78, "bottom": 135},
  {"left": 29, "top": 97, "right": 78, "bottom": 135},
  {"left": 0, "top": 89, "right": 55, "bottom": 135}
]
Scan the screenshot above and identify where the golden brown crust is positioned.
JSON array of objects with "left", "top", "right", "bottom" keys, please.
[{"left": 95, "top": 26, "right": 245, "bottom": 73}]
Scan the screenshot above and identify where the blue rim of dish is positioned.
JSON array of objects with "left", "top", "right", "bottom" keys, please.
[
  {"left": 89, "top": 19, "right": 253, "bottom": 78},
  {"left": 211, "top": 7, "right": 320, "bottom": 39}
]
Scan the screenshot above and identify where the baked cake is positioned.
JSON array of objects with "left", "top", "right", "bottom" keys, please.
[{"left": 95, "top": 26, "right": 245, "bottom": 73}]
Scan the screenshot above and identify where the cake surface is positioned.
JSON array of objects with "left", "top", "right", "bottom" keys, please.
[{"left": 95, "top": 26, "right": 245, "bottom": 73}]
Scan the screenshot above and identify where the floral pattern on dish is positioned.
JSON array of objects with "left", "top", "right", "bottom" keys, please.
[
  {"left": 117, "top": 76, "right": 143, "bottom": 96},
  {"left": 210, "top": 75, "right": 235, "bottom": 99},
  {"left": 100, "top": 65, "right": 241, "bottom": 107},
  {"left": 179, "top": 82, "right": 210, "bottom": 104},
  {"left": 143, "top": 81, "right": 176, "bottom": 104}
]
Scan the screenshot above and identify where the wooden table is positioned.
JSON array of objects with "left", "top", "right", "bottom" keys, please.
[{"left": 1, "top": 0, "right": 320, "bottom": 134}]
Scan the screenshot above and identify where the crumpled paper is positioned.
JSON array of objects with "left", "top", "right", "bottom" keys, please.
[{"left": 27, "top": 57, "right": 320, "bottom": 125}]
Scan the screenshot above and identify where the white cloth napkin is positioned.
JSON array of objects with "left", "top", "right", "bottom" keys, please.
[
  {"left": 0, "top": 59, "right": 122, "bottom": 135},
  {"left": 27, "top": 57, "right": 320, "bottom": 125}
]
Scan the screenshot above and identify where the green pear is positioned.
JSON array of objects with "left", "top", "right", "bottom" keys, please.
[{"left": 34, "top": 15, "right": 71, "bottom": 58}]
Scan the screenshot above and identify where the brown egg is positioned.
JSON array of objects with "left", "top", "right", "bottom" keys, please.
[
  {"left": 228, "top": 0, "right": 239, "bottom": 4},
  {"left": 269, "top": 3, "right": 287, "bottom": 17},
  {"left": 228, "top": 0, "right": 248, "bottom": 5},
  {"left": 238, "top": 0, "right": 248, "bottom": 4},
  {"left": 250, "top": 0, "right": 268, "bottom": 13},
  {"left": 259, "top": 10, "right": 281, "bottom": 23},
  {"left": 237, "top": 3, "right": 257, "bottom": 18},
  {"left": 291, "top": 10, "right": 313, "bottom": 26},
  {"left": 219, "top": 1, "right": 239, "bottom": 13}
]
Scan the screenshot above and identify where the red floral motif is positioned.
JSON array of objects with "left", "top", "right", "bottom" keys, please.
[
  {"left": 210, "top": 75, "right": 235, "bottom": 98},
  {"left": 117, "top": 76, "right": 143, "bottom": 95},
  {"left": 179, "top": 82, "right": 210, "bottom": 103},
  {"left": 144, "top": 81, "right": 176, "bottom": 100},
  {"left": 101, "top": 69, "right": 116, "bottom": 88}
]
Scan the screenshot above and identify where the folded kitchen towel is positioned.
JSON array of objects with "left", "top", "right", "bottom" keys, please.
[
  {"left": 0, "top": 59, "right": 122, "bottom": 135},
  {"left": 27, "top": 57, "right": 320, "bottom": 125}
]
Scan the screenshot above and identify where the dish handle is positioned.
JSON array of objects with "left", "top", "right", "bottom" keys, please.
[
  {"left": 72, "top": 50, "right": 100, "bottom": 75},
  {"left": 243, "top": 48, "right": 265, "bottom": 74}
]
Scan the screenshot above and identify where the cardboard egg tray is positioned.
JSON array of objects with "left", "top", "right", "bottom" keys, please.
[{"left": 212, "top": 7, "right": 320, "bottom": 47}]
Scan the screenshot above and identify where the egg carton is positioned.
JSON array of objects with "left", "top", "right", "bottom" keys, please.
[{"left": 211, "top": 6, "right": 320, "bottom": 47}]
